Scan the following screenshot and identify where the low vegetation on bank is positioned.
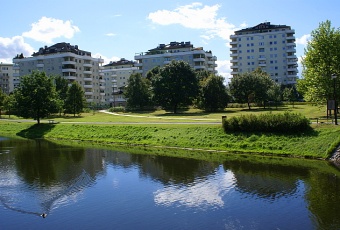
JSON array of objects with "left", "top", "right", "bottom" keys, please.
[{"left": 0, "top": 119, "right": 339, "bottom": 159}]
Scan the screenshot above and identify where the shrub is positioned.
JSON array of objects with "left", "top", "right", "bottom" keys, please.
[
  {"left": 222, "top": 112, "right": 311, "bottom": 133},
  {"left": 108, "top": 106, "right": 125, "bottom": 112}
]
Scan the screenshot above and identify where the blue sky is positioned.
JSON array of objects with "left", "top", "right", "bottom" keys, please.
[{"left": 1, "top": 0, "right": 339, "bottom": 80}]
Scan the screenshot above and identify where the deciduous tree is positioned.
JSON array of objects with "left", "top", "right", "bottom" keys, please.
[
  {"left": 65, "top": 82, "right": 86, "bottom": 117},
  {"left": 152, "top": 60, "right": 199, "bottom": 113},
  {"left": 124, "top": 73, "right": 151, "bottom": 109},
  {"left": 14, "top": 71, "right": 56, "bottom": 124}
]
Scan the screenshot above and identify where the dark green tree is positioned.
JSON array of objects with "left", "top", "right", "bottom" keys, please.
[
  {"left": 152, "top": 60, "right": 199, "bottom": 113},
  {"left": 14, "top": 71, "right": 56, "bottom": 124},
  {"left": 0, "top": 89, "right": 6, "bottom": 118},
  {"left": 283, "top": 86, "right": 297, "bottom": 108},
  {"left": 65, "top": 82, "right": 86, "bottom": 117},
  {"left": 267, "top": 83, "right": 282, "bottom": 109},
  {"left": 3, "top": 93, "right": 15, "bottom": 118},
  {"left": 124, "top": 73, "right": 151, "bottom": 109},
  {"left": 198, "top": 74, "right": 229, "bottom": 112},
  {"left": 54, "top": 75, "right": 69, "bottom": 115},
  {"left": 146, "top": 66, "right": 161, "bottom": 82},
  {"left": 229, "top": 68, "right": 274, "bottom": 109},
  {"left": 298, "top": 20, "right": 340, "bottom": 103}
]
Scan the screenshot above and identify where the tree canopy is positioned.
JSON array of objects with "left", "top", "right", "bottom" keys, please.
[
  {"left": 229, "top": 68, "right": 274, "bottom": 109},
  {"left": 198, "top": 74, "right": 229, "bottom": 112},
  {"left": 152, "top": 60, "right": 199, "bottom": 113},
  {"left": 124, "top": 73, "right": 151, "bottom": 109},
  {"left": 14, "top": 71, "right": 56, "bottom": 124},
  {"left": 65, "top": 81, "right": 86, "bottom": 116},
  {"left": 298, "top": 20, "right": 340, "bottom": 103}
]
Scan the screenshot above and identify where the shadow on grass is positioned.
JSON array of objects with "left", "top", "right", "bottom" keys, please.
[{"left": 16, "top": 123, "right": 56, "bottom": 139}]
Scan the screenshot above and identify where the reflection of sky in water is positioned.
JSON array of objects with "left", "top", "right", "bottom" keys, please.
[{"left": 154, "top": 168, "right": 236, "bottom": 209}]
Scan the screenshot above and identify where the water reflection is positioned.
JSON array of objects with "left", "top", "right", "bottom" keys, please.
[{"left": 0, "top": 138, "right": 340, "bottom": 229}]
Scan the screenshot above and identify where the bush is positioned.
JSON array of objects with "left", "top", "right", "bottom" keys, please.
[
  {"left": 108, "top": 106, "right": 126, "bottom": 112},
  {"left": 222, "top": 112, "right": 311, "bottom": 133}
]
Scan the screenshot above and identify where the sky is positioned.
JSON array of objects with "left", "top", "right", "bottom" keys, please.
[{"left": 1, "top": 0, "right": 340, "bottom": 81}]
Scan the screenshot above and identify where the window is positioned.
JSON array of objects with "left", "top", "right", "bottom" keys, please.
[
  {"left": 259, "top": 42, "right": 264, "bottom": 46},
  {"left": 259, "top": 48, "right": 265, "bottom": 52}
]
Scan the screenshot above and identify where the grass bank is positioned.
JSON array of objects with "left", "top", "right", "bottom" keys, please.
[{"left": 0, "top": 121, "right": 339, "bottom": 159}]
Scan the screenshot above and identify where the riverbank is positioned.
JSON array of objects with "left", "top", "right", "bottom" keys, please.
[{"left": 0, "top": 120, "right": 339, "bottom": 159}]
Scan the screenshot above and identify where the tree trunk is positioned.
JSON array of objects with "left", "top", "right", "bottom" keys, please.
[{"left": 247, "top": 101, "right": 251, "bottom": 110}]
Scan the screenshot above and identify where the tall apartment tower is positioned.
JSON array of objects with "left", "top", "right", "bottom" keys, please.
[
  {"left": 0, "top": 63, "right": 13, "bottom": 94},
  {"left": 230, "top": 22, "right": 298, "bottom": 85},
  {"left": 102, "top": 58, "right": 138, "bottom": 107},
  {"left": 134, "top": 41, "right": 217, "bottom": 77},
  {"left": 13, "top": 42, "right": 105, "bottom": 105}
]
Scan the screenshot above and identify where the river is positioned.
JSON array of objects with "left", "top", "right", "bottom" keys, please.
[{"left": 0, "top": 137, "right": 340, "bottom": 230}]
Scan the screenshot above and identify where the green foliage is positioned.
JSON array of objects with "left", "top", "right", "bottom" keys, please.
[
  {"left": 222, "top": 112, "right": 311, "bottom": 133},
  {"left": 152, "top": 60, "right": 199, "bottom": 113},
  {"left": 124, "top": 73, "right": 151, "bottom": 109},
  {"left": 198, "top": 74, "right": 229, "bottom": 111},
  {"left": 14, "top": 71, "right": 56, "bottom": 123},
  {"left": 3, "top": 93, "right": 15, "bottom": 118},
  {"left": 65, "top": 81, "right": 86, "bottom": 116},
  {"left": 229, "top": 68, "right": 275, "bottom": 109},
  {"left": 299, "top": 20, "right": 340, "bottom": 103},
  {"left": 108, "top": 106, "right": 125, "bottom": 112},
  {"left": 0, "top": 89, "right": 6, "bottom": 118},
  {"left": 54, "top": 75, "right": 69, "bottom": 115}
]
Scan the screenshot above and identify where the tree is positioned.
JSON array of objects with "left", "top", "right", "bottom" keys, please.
[
  {"left": 54, "top": 75, "right": 69, "bottom": 115},
  {"left": 0, "top": 89, "right": 6, "bottom": 119},
  {"left": 267, "top": 83, "right": 282, "bottom": 109},
  {"left": 124, "top": 73, "right": 151, "bottom": 109},
  {"left": 298, "top": 20, "right": 340, "bottom": 103},
  {"left": 152, "top": 60, "right": 199, "bottom": 113},
  {"left": 14, "top": 71, "right": 56, "bottom": 124},
  {"left": 198, "top": 74, "right": 229, "bottom": 112},
  {"left": 229, "top": 68, "right": 274, "bottom": 109},
  {"left": 65, "top": 82, "right": 86, "bottom": 117},
  {"left": 3, "top": 93, "right": 15, "bottom": 118},
  {"left": 283, "top": 87, "right": 297, "bottom": 108}
]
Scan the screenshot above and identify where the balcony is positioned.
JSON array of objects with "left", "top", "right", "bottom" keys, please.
[
  {"left": 36, "top": 63, "right": 44, "bottom": 68},
  {"left": 231, "top": 65, "right": 238, "bottom": 69},
  {"left": 62, "top": 68, "right": 76, "bottom": 72},
  {"left": 193, "top": 58, "right": 205, "bottom": 62},
  {"left": 83, "top": 63, "right": 92, "bottom": 67},
  {"left": 100, "top": 85, "right": 105, "bottom": 90},
  {"left": 207, "top": 68, "right": 214, "bottom": 72},
  {"left": 230, "top": 53, "right": 238, "bottom": 57},
  {"left": 99, "top": 72, "right": 104, "bottom": 76},
  {"left": 13, "top": 73, "right": 20, "bottom": 77},
  {"left": 286, "top": 48, "right": 296, "bottom": 53},
  {"left": 194, "top": 66, "right": 206, "bottom": 70},
  {"left": 231, "top": 71, "right": 239, "bottom": 75},
  {"left": 64, "top": 76, "right": 77, "bottom": 80},
  {"left": 163, "top": 60, "right": 171, "bottom": 64},
  {"left": 84, "top": 85, "right": 93, "bottom": 88},
  {"left": 100, "top": 92, "right": 105, "bottom": 96},
  {"left": 287, "top": 55, "right": 297, "bottom": 59},
  {"left": 259, "top": 62, "right": 266, "bottom": 67},
  {"left": 62, "top": 61, "right": 76, "bottom": 65},
  {"left": 112, "top": 79, "right": 117, "bottom": 83},
  {"left": 83, "top": 70, "right": 92, "bottom": 74},
  {"left": 205, "top": 52, "right": 212, "bottom": 57},
  {"left": 13, "top": 65, "right": 20, "bottom": 70},
  {"left": 230, "top": 59, "right": 238, "bottom": 63},
  {"left": 99, "top": 78, "right": 105, "bottom": 83},
  {"left": 192, "top": 50, "right": 205, "bottom": 55},
  {"left": 86, "top": 99, "right": 94, "bottom": 102},
  {"left": 85, "top": 92, "right": 93, "bottom": 95},
  {"left": 134, "top": 63, "right": 143, "bottom": 67},
  {"left": 230, "top": 41, "right": 238, "bottom": 45},
  {"left": 84, "top": 77, "right": 92, "bottom": 81},
  {"left": 287, "top": 67, "right": 298, "bottom": 72},
  {"left": 230, "top": 47, "right": 238, "bottom": 51},
  {"left": 207, "top": 61, "right": 214, "bottom": 65}
]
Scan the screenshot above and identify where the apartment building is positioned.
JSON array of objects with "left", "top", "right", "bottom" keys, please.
[
  {"left": 230, "top": 22, "right": 298, "bottom": 85},
  {"left": 134, "top": 41, "right": 217, "bottom": 76},
  {"left": 12, "top": 42, "right": 105, "bottom": 105},
  {"left": 102, "top": 58, "right": 138, "bottom": 107},
  {"left": 0, "top": 63, "right": 13, "bottom": 94}
]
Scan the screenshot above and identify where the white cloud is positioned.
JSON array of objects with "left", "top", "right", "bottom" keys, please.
[
  {"left": 216, "top": 60, "right": 232, "bottom": 84},
  {"left": 296, "top": 34, "right": 311, "bottom": 45},
  {"left": 92, "top": 53, "right": 121, "bottom": 65},
  {"left": 0, "top": 36, "right": 34, "bottom": 63},
  {"left": 148, "top": 3, "right": 240, "bottom": 41},
  {"left": 22, "top": 17, "right": 80, "bottom": 44},
  {"left": 105, "top": 33, "right": 116, "bottom": 37}
]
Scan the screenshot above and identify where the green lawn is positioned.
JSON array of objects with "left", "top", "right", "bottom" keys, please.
[{"left": 0, "top": 103, "right": 338, "bottom": 160}]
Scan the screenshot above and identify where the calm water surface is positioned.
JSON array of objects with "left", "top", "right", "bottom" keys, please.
[{"left": 0, "top": 137, "right": 340, "bottom": 230}]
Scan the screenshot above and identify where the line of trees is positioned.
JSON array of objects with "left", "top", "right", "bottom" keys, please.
[
  {"left": 0, "top": 71, "right": 86, "bottom": 123},
  {"left": 124, "top": 60, "right": 297, "bottom": 113}
]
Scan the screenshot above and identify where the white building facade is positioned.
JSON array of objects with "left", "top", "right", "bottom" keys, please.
[
  {"left": 101, "top": 58, "right": 138, "bottom": 107},
  {"left": 230, "top": 22, "right": 298, "bottom": 85},
  {"left": 0, "top": 63, "right": 13, "bottom": 94},
  {"left": 134, "top": 41, "right": 217, "bottom": 77},
  {"left": 12, "top": 42, "right": 105, "bottom": 105}
]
